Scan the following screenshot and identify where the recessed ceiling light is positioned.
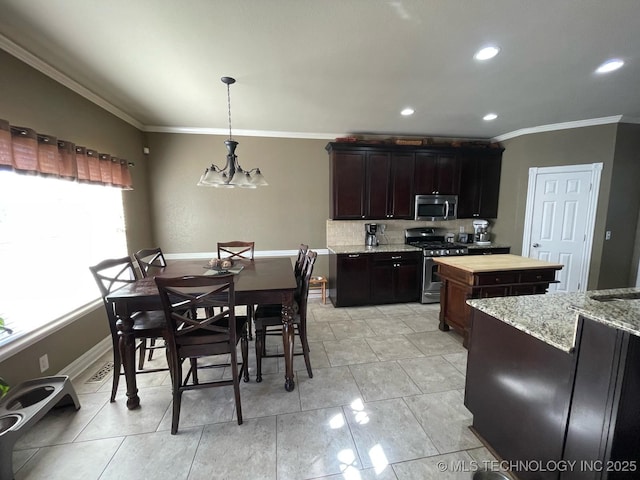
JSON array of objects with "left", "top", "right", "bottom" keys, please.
[
  {"left": 483, "top": 113, "right": 498, "bottom": 121},
  {"left": 474, "top": 46, "right": 500, "bottom": 61},
  {"left": 596, "top": 58, "right": 624, "bottom": 74},
  {"left": 401, "top": 108, "right": 415, "bottom": 116}
]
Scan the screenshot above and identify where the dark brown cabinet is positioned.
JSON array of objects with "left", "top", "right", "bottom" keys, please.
[
  {"left": 457, "top": 151, "right": 502, "bottom": 218},
  {"left": 414, "top": 152, "right": 459, "bottom": 195},
  {"left": 329, "top": 250, "right": 420, "bottom": 307},
  {"left": 329, "top": 253, "right": 371, "bottom": 306},
  {"left": 327, "top": 142, "right": 503, "bottom": 221},
  {"left": 370, "top": 252, "right": 420, "bottom": 304},
  {"left": 467, "top": 247, "right": 511, "bottom": 255}
]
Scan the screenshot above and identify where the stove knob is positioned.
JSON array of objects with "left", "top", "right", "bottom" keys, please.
[
  {"left": 429, "top": 250, "right": 435, "bottom": 256},
  {"left": 442, "top": 249, "right": 448, "bottom": 255}
]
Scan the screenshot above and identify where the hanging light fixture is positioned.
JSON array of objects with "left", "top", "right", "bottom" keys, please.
[{"left": 197, "top": 76, "right": 267, "bottom": 188}]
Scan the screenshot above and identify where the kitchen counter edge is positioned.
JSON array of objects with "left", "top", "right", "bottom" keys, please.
[
  {"left": 328, "top": 244, "right": 422, "bottom": 254},
  {"left": 467, "top": 287, "right": 640, "bottom": 353}
]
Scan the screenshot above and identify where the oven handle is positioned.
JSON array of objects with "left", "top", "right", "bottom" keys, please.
[{"left": 444, "top": 200, "right": 450, "bottom": 219}]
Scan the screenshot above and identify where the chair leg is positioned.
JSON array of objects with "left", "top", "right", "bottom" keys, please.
[
  {"left": 189, "top": 358, "right": 199, "bottom": 385},
  {"left": 255, "top": 324, "right": 264, "bottom": 383},
  {"left": 111, "top": 338, "right": 121, "bottom": 403},
  {"left": 247, "top": 305, "right": 254, "bottom": 340},
  {"left": 241, "top": 334, "right": 249, "bottom": 383},
  {"left": 138, "top": 339, "right": 147, "bottom": 370},
  {"left": 299, "top": 322, "right": 313, "bottom": 379},
  {"left": 230, "top": 348, "right": 243, "bottom": 425},
  {"left": 169, "top": 350, "right": 183, "bottom": 435},
  {"left": 148, "top": 338, "right": 156, "bottom": 361}
]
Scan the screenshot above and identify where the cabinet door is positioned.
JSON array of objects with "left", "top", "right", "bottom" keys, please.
[
  {"left": 336, "top": 254, "right": 370, "bottom": 306},
  {"left": 458, "top": 151, "right": 502, "bottom": 219},
  {"left": 414, "top": 152, "right": 459, "bottom": 195},
  {"left": 370, "top": 261, "right": 395, "bottom": 303},
  {"left": 365, "top": 152, "right": 391, "bottom": 219},
  {"left": 331, "top": 152, "right": 366, "bottom": 219},
  {"left": 388, "top": 153, "right": 415, "bottom": 219},
  {"left": 394, "top": 260, "right": 420, "bottom": 302}
]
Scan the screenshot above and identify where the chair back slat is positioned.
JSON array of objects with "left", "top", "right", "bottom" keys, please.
[{"left": 294, "top": 244, "right": 309, "bottom": 279}]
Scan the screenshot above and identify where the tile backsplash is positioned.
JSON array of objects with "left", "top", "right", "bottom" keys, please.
[{"left": 326, "top": 219, "right": 483, "bottom": 246}]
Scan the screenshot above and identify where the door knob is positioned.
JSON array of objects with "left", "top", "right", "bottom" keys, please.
[{"left": 532, "top": 243, "right": 540, "bottom": 248}]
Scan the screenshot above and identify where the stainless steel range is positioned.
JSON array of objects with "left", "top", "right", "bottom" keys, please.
[{"left": 405, "top": 227, "right": 468, "bottom": 304}]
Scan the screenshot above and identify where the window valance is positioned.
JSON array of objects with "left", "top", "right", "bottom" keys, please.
[{"left": 0, "top": 118, "right": 133, "bottom": 189}]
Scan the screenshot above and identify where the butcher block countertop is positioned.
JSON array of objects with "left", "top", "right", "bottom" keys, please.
[{"left": 433, "top": 254, "right": 564, "bottom": 273}]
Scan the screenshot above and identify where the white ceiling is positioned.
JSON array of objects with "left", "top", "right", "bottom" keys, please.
[{"left": 1, "top": 0, "right": 640, "bottom": 140}]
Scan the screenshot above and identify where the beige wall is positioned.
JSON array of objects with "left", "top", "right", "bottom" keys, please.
[
  {"left": 145, "top": 132, "right": 331, "bottom": 275},
  {"left": 0, "top": 50, "right": 153, "bottom": 384},
  {"left": 492, "top": 123, "right": 640, "bottom": 289}
]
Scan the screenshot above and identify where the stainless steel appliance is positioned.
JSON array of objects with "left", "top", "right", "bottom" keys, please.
[
  {"left": 414, "top": 194, "right": 458, "bottom": 221},
  {"left": 472, "top": 219, "right": 491, "bottom": 245},
  {"left": 365, "top": 223, "right": 379, "bottom": 247},
  {"left": 405, "top": 227, "right": 468, "bottom": 303}
]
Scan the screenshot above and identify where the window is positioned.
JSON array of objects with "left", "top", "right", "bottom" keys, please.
[{"left": 0, "top": 171, "right": 127, "bottom": 345}]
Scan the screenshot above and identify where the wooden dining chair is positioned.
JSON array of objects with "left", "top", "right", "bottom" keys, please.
[
  {"left": 134, "top": 247, "right": 167, "bottom": 277},
  {"left": 217, "top": 241, "right": 255, "bottom": 261},
  {"left": 89, "top": 257, "right": 169, "bottom": 402},
  {"left": 217, "top": 240, "right": 255, "bottom": 338},
  {"left": 254, "top": 250, "right": 317, "bottom": 382},
  {"left": 134, "top": 247, "right": 168, "bottom": 364},
  {"left": 155, "top": 274, "right": 249, "bottom": 434}
]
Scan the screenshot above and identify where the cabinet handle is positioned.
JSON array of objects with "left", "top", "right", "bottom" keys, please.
[
  {"left": 473, "top": 213, "right": 480, "bottom": 217},
  {"left": 348, "top": 254, "right": 360, "bottom": 258},
  {"left": 391, "top": 256, "right": 401, "bottom": 259}
]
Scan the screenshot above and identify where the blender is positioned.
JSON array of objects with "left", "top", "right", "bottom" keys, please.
[
  {"left": 472, "top": 219, "right": 491, "bottom": 245},
  {"left": 365, "top": 223, "right": 378, "bottom": 247}
]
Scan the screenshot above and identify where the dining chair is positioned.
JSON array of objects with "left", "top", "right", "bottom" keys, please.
[
  {"left": 254, "top": 250, "right": 317, "bottom": 382},
  {"left": 89, "top": 257, "right": 169, "bottom": 403},
  {"left": 294, "top": 244, "right": 309, "bottom": 280},
  {"left": 217, "top": 240, "right": 255, "bottom": 338},
  {"left": 134, "top": 247, "right": 167, "bottom": 277},
  {"left": 134, "top": 247, "right": 168, "bottom": 365},
  {"left": 217, "top": 241, "right": 255, "bottom": 261},
  {"left": 155, "top": 274, "right": 249, "bottom": 434}
]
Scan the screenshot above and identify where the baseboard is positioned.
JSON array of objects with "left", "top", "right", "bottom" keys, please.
[{"left": 58, "top": 336, "right": 112, "bottom": 381}]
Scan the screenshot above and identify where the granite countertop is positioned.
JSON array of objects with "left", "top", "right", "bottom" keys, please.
[
  {"left": 328, "top": 244, "right": 422, "bottom": 254},
  {"left": 468, "top": 287, "right": 640, "bottom": 353},
  {"left": 433, "top": 254, "right": 564, "bottom": 273}
]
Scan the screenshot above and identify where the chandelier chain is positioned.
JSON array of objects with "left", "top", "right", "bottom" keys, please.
[{"left": 227, "top": 83, "right": 232, "bottom": 140}]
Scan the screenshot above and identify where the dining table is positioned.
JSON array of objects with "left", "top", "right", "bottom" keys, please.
[{"left": 106, "top": 256, "right": 297, "bottom": 409}]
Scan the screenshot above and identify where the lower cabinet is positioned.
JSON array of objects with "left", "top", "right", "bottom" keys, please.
[
  {"left": 467, "top": 247, "right": 511, "bottom": 255},
  {"left": 329, "top": 251, "right": 420, "bottom": 307}
]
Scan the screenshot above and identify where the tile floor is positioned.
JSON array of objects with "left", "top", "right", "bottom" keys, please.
[{"left": 11, "top": 300, "right": 506, "bottom": 480}]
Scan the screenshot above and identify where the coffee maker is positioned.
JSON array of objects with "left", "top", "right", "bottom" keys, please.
[
  {"left": 472, "top": 219, "right": 491, "bottom": 245},
  {"left": 365, "top": 223, "right": 378, "bottom": 247}
]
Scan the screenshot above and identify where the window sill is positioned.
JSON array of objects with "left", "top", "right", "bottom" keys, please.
[{"left": 0, "top": 299, "right": 103, "bottom": 363}]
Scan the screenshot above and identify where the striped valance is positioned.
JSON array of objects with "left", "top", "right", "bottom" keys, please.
[{"left": 0, "top": 118, "right": 133, "bottom": 189}]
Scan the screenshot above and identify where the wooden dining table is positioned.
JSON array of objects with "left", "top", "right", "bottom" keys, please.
[{"left": 106, "top": 257, "right": 297, "bottom": 409}]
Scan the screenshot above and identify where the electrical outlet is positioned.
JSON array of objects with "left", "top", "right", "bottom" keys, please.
[
  {"left": 605, "top": 230, "right": 612, "bottom": 240},
  {"left": 39, "top": 354, "right": 49, "bottom": 373},
  {"left": 459, "top": 226, "right": 465, "bottom": 233}
]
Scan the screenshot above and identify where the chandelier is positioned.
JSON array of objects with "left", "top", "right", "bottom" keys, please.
[{"left": 197, "top": 77, "right": 267, "bottom": 188}]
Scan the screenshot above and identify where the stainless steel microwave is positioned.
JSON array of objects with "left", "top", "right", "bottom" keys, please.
[{"left": 414, "top": 194, "right": 458, "bottom": 221}]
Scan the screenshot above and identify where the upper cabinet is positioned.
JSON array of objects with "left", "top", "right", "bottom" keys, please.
[
  {"left": 327, "top": 142, "right": 503, "bottom": 220},
  {"left": 457, "top": 150, "right": 502, "bottom": 218},
  {"left": 414, "top": 152, "right": 459, "bottom": 195}
]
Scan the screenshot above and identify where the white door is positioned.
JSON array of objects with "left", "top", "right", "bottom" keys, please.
[{"left": 522, "top": 164, "right": 602, "bottom": 292}]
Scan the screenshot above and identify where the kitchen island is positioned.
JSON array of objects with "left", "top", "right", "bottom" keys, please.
[
  {"left": 465, "top": 289, "right": 640, "bottom": 480},
  {"left": 434, "top": 254, "right": 563, "bottom": 345}
]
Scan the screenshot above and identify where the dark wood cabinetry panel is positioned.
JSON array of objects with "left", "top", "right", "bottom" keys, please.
[
  {"left": 329, "top": 251, "right": 420, "bottom": 306},
  {"left": 329, "top": 253, "right": 370, "bottom": 306},
  {"left": 414, "top": 152, "right": 459, "bottom": 195},
  {"left": 458, "top": 151, "right": 502, "bottom": 218},
  {"left": 467, "top": 247, "right": 511, "bottom": 255},
  {"left": 330, "top": 152, "right": 366, "bottom": 219},
  {"left": 327, "top": 142, "right": 503, "bottom": 220}
]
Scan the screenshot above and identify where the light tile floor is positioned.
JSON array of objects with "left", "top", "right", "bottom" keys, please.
[{"left": 11, "top": 300, "right": 507, "bottom": 480}]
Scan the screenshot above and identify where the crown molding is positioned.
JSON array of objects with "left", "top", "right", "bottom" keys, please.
[
  {"left": 492, "top": 116, "right": 624, "bottom": 142},
  {"left": 142, "top": 125, "right": 343, "bottom": 140},
  {"left": 0, "top": 34, "right": 143, "bottom": 130}
]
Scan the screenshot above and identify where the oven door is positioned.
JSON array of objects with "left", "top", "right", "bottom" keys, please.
[{"left": 421, "top": 256, "right": 441, "bottom": 304}]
